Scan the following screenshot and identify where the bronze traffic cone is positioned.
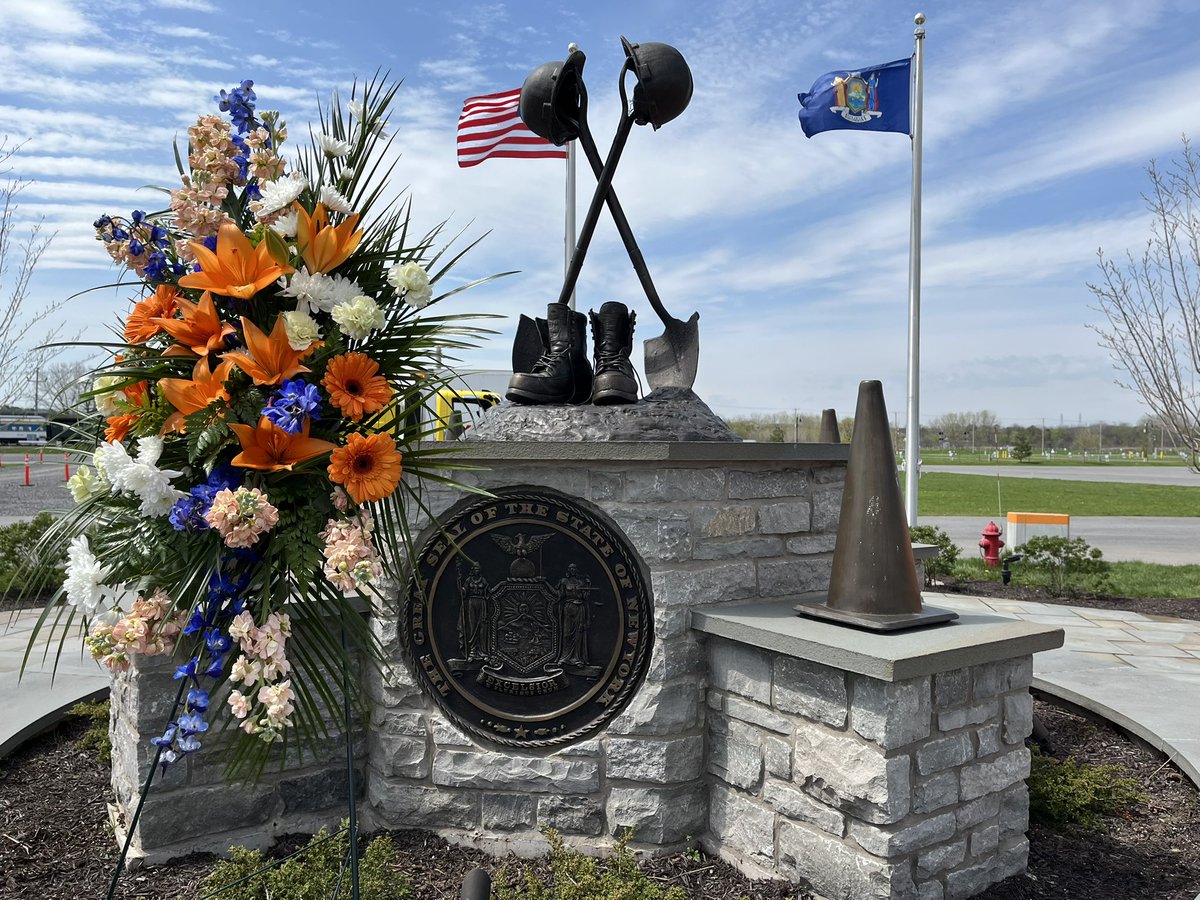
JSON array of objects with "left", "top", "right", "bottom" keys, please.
[
  {"left": 796, "top": 380, "right": 957, "bottom": 631},
  {"left": 819, "top": 409, "right": 841, "bottom": 443}
]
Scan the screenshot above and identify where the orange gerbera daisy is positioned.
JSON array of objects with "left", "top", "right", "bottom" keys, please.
[
  {"left": 294, "top": 202, "right": 362, "bottom": 274},
  {"left": 125, "top": 285, "right": 179, "bottom": 343},
  {"left": 327, "top": 432, "right": 402, "bottom": 504},
  {"left": 104, "top": 381, "right": 150, "bottom": 442},
  {"left": 322, "top": 352, "right": 392, "bottom": 422},
  {"left": 152, "top": 291, "right": 235, "bottom": 357},
  {"left": 178, "top": 222, "right": 294, "bottom": 299},
  {"left": 159, "top": 358, "right": 233, "bottom": 432},
  {"left": 223, "top": 316, "right": 311, "bottom": 386},
  {"left": 228, "top": 417, "right": 337, "bottom": 471}
]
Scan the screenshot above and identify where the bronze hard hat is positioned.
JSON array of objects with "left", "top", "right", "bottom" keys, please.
[
  {"left": 519, "top": 49, "right": 586, "bottom": 146},
  {"left": 620, "top": 36, "right": 693, "bottom": 129}
]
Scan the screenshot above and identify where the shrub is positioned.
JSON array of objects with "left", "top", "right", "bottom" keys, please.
[
  {"left": 69, "top": 699, "right": 111, "bottom": 763},
  {"left": 1018, "top": 535, "right": 1111, "bottom": 594},
  {"left": 1011, "top": 433, "right": 1033, "bottom": 462},
  {"left": 909, "top": 524, "right": 960, "bottom": 585},
  {"left": 496, "top": 828, "right": 687, "bottom": 900},
  {"left": 199, "top": 824, "right": 410, "bottom": 900},
  {"left": 1027, "top": 748, "right": 1143, "bottom": 832},
  {"left": 0, "top": 512, "right": 65, "bottom": 601}
]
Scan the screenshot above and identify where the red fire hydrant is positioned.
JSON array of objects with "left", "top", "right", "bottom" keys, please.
[{"left": 979, "top": 521, "right": 1004, "bottom": 568}]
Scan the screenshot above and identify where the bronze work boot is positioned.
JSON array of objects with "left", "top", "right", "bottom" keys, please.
[
  {"left": 589, "top": 301, "right": 638, "bottom": 405},
  {"left": 506, "top": 302, "right": 593, "bottom": 405}
]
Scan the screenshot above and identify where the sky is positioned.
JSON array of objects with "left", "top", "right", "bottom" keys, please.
[{"left": 1, "top": 0, "right": 1195, "bottom": 428}]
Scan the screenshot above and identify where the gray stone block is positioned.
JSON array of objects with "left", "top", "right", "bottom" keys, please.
[
  {"left": 764, "top": 735, "right": 793, "bottom": 780},
  {"left": 976, "top": 723, "right": 1002, "bottom": 757},
  {"left": 972, "top": 658, "right": 1033, "bottom": 699},
  {"left": 728, "top": 469, "right": 808, "bottom": 500},
  {"left": 960, "top": 748, "right": 1030, "bottom": 802},
  {"left": 934, "top": 669, "right": 970, "bottom": 707},
  {"left": 693, "top": 536, "right": 785, "bottom": 561},
  {"left": 709, "top": 639, "right": 772, "bottom": 703},
  {"left": 937, "top": 698, "right": 999, "bottom": 732},
  {"left": 944, "top": 858, "right": 1000, "bottom": 900},
  {"left": 646, "top": 635, "right": 705, "bottom": 682},
  {"left": 918, "top": 881, "right": 944, "bottom": 900},
  {"left": 538, "top": 794, "right": 605, "bottom": 835},
  {"left": 709, "top": 718, "right": 764, "bottom": 791},
  {"left": 794, "top": 724, "right": 911, "bottom": 824},
  {"left": 916, "top": 732, "right": 974, "bottom": 775},
  {"left": 912, "top": 771, "right": 959, "bottom": 814},
  {"left": 1003, "top": 692, "right": 1033, "bottom": 745},
  {"left": 482, "top": 793, "right": 536, "bottom": 831},
  {"left": 785, "top": 533, "right": 839, "bottom": 554},
  {"left": 279, "top": 766, "right": 362, "bottom": 815},
  {"left": 370, "top": 730, "right": 429, "bottom": 779},
  {"left": 851, "top": 674, "right": 932, "bottom": 750},
  {"left": 652, "top": 562, "right": 756, "bottom": 610},
  {"left": 432, "top": 717, "right": 473, "bottom": 747},
  {"left": 811, "top": 487, "right": 843, "bottom": 533},
  {"left": 812, "top": 465, "right": 846, "bottom": 484},
  {"left": 655, "top": 603, "right": 692, "bottom": 640},
  {"left": 725, "top": 695, "right": 793, "bottom": 734},
  {"left": 954, "top": 794, "right": 1001, "bottom": 830},
  {"left": 610, "top": 507, "right": 692, "bottom": 562},
  {"left": 364, "top": 662, "right": 425, "bottom": 709},
  {"left": 773, "top": 656, "right": 847, "bottom": 727},
  {"left": 998, "top": 785, "right": 1030, "bottom": 838},
  {"left": 367, "top": 775, "right": 479, "bottom": 829},
  {"left": 778, "top": 821, "right": 916, "bottom": 900},
  {"left": 916, "top": 838, "right": 967, "bottom": 876},
  {"left": 970, "top": 822, "right": 1000, "bottom": 856},
  {"left": 134, "top": 782, "right": 279, "bottom": 848},
  {"left": 759, "top": 501, "right": 813, "bottom": 534},
  {"left": 589, "top": 470, "right": 624, "bottom": 501},
  {"left": 696, "top": 505, "right": 756, "bottom": 537},
  {"left": 762, "top": 779, "right": 844, "bottom": 836},
  {"left": 432, "top": 749, "right": 600, "bottom": 793},
  {"left": 606, "top": 783, "right": 705, "bottom": 844},
  {"left": 709, "top": 784, "right": 775, "bottom": 863},
  {"left": 473, "top": 466, "right": 590, "bottom": 497},
  {"left": 994, "top": 835, "right": 1030, "bottom": 883},
  {"left": 606, "top": 734, "right": 704, "bottom": 783},
  {"left": 625, "top": 468, "right": 725, "bottom": 501},
  {"left": 609, "top": 678, "right": 703, "bottom": 736},
  {"left": 848, "top": 811, "right": 956, "bottom": 857},
  {"left": 757, "top": 557, "right": 832, "bottom": 597}
]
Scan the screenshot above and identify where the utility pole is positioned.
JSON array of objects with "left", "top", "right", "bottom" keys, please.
[
  {"left": 1099, "top": 422, "right": 1103, "bottom": 454},
  {"left": 1040, "top": 417, "right": 1045, "bottom": 456},
  {"left": 794, "top": 411, "right": 801, "bottom": 443}
]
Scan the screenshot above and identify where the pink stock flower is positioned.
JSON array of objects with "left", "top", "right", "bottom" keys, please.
[
  {"left": 319, "top": 514, "right": 382, "bottom": 593},
  {"left": 204, "top": 487, "right": 279, "bottom": 548},
  {"left": 228, "top": 690, "right": 252, "bottom": 719}
]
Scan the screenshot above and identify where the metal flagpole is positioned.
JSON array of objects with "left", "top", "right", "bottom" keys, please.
[
  {"left": 565, "top": 42, "right": 579, "bottom": 310},
  {"left": 904, "top": 12, "right": 926, "bottom": 526}
]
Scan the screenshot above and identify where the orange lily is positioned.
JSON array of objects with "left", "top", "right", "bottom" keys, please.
[
  {"left": 152, "top": 291, "right": 236, "bottom": 357},
  {"left": 294, "top": 202, "right": 361, "bottom": 273},
  {"left": 105, "top": 381, "right": 149, "bottom": 442},
  {"left": 125, "top": 285, "right": 179, "bottom": 343},
  {"left": 229, "top": 417, "right": 336, "bottom": 471},
  {"left": 178, "top": 222, "right": 294, "bottom": 299},
  {"left": 159, "top": 358, "right": 233, "bottom": 432},
  {"left": 223, "top": 316, "right": 312, "bottom": 386}
]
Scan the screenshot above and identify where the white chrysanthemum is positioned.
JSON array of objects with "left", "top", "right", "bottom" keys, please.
[
  {"left": 338, "top": 167, "right": 355, "bottom": 182},
  {"left": 387, "top": 261, "right": 431, "bottom": 295},
  {"left": 323, "top": 273, "right": 361, "bottom": 307},
  {"left": 64, "top": 535, "right": 108, "bottom": 617},
  {"left": 281, "top": 310, "right": 323, "bottom": 350},
  {"left": 404, "top": 284, "right": 433, "bottom": 310},
  {"left": 123, "top": 437, "right": 185, "bottom": 517},
  {"left": 319, "top": 184, "right": 353, "bottom": 215},
  {"left": 318, "top": 134, "right": 352, "bottom": 158},
  {"left": 331, "top": 296, "right": 386, "bottom": 340},
  {"left": 278, "top": 268, "right": 362, "bottom": 314},
  {"left": 67, "top": 465, "right": 99, "bottom": 503},
  {"left": 94, "top": 441, "right": 134, "bottom": 490},
  {"left": 92, "top": 374, "right": 124, "bottom": 416},
  {"left": 270, "top": 209, "right": 298, "bottom": 237},
  {"left": 251, "top": 172, "right": 307, "bottom": 219}
]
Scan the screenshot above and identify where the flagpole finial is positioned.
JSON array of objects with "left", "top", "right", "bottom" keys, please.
[
  {"left": 914, "top": 11, "right": 925, "bottom": 24},
  {"left": 568, "top": 42, "right": 579, "bottom": 53}
]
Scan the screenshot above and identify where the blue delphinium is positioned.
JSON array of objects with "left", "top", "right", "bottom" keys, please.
[
  {"left": 217, "top": 80, "right": 259, "bottom": 134},
  {"left": 262, "top": 379, "right": 322, "bottom": 435},
  {"left": 169, "top": 466, "right": 241, "bottom": 532}
]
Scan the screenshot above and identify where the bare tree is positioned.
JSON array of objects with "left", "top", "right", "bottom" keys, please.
[
  {"left": 0, "top": 138, "right": 65, "bottom": 410},
  {"left": 39, "top": 358, "right": 95, "bottom": 412},
  {"left": 1090, "top": 137, "right": 1200, "bottom": 472}
]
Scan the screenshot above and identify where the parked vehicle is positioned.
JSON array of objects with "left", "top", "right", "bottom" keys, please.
[{"left": 0, "top": 415, "right": 49, "bottom": 445}]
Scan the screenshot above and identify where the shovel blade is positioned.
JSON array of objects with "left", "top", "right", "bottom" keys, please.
[{"left": 643, "top": 311, "right": 699, "bottom": 391}]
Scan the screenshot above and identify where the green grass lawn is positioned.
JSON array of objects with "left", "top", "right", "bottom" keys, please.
[
  {"left": 955, "top": 558, "right": 1200, "bottom": 599},
  {"left": 905, "top": 450, "right": 1190, "bottom": 468},
  {"left": 905, "top": 472, "right": 1200, "bottom": 517}
]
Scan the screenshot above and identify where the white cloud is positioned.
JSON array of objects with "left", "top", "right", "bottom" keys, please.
[
  {"left": 0, "top": 0, "right": 88, "bottom": 36},
  {"left": 149, "top": 0, "right": 215, "bottom": 10}
]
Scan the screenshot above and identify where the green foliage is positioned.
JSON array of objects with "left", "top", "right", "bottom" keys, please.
[
  {"left": 1027, "top": 748, "right": 1143, "bottom": 832},
  {"left": 1011, "top": 433, "right": 1033, "bottom": 462},
  {"left": 198, "top": 825, "right": 410, "bottom": 900},
  {"left": 496, "top": 829, "right": 686, "bottom": 900},
  {"left": 1018, "top": 535, "right": 1111, "bottom": 594},
  {"left": 909, "top": 524, "right": 960, "bottom": 584},
  {"left": 0, "top": 513, "right": 65, "bottom": 600},
  {"left": 69, "top": 698, "right": 111, "bottom": 763}
]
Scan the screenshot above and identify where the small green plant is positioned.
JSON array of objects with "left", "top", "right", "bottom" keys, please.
[
  {"left": 1028, "top": 748, "right": 1143, "bottom": 832},
  {"left": 909, "top": 524, "right": 960, "bottom": 585},
  {"left": 198, "top": 824, "right": 410, "bottom": 900},
  {"left": 1018, "top": 535, "right": 1111, "bottom": 594},
  {"left": 69, "top": 698, "right": 111, "bottom": 763},
  {"left": 496, "top": 828, "right": 686, "bottom": 900},
  {"left": 683, "top": 836, "right": 702, "bottom": 864},
  {"left": 0, "top": 512, "right": 65, "bottom": 601}
]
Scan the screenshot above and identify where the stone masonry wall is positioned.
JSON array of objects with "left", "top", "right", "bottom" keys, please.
[
  {"left": 705, "top": 636, "right": 1034, "bottom": 900},
  {"left": 364, "top": 451, "right": 846, "bottom": 852}
]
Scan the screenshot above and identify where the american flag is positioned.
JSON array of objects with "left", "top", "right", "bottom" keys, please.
[{"left": 456, "top": 88, "right": 568, "bottom": 168}]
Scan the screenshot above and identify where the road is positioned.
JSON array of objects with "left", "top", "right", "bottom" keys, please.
[
  {"left": 0, "top": 453, "right": 76, "bottom": 525},
  {"left": 921, "top": 464, "right": 1199, "bottom": 487}
]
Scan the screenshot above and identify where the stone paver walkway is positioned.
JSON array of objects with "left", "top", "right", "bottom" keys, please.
[{"left": 929, "top": 592, "right": 1200, "bottom": 787}]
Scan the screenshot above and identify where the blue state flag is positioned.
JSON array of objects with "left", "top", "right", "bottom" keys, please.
[{"left": 798, "top": 57, "right": 911, "bottom": 138}]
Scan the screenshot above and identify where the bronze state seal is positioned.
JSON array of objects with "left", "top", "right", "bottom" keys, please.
[{"left": 402, "top": 487, "right": 654, "bottom": 749}]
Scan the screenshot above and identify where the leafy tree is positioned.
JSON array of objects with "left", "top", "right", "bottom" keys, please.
[
  {"left": 1090, "top": 136, "right": 1200, "bottom": 472},
  {"left": 1011, "top": 432, "right": 1033, "bottom": 462}
]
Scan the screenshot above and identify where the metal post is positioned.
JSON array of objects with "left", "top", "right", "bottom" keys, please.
[
  {"left": 564, "top": 42, "right": 579, "bottom": 311},
  {"left": 903, "top": 12, "right": 926, "bottom": 527}
]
